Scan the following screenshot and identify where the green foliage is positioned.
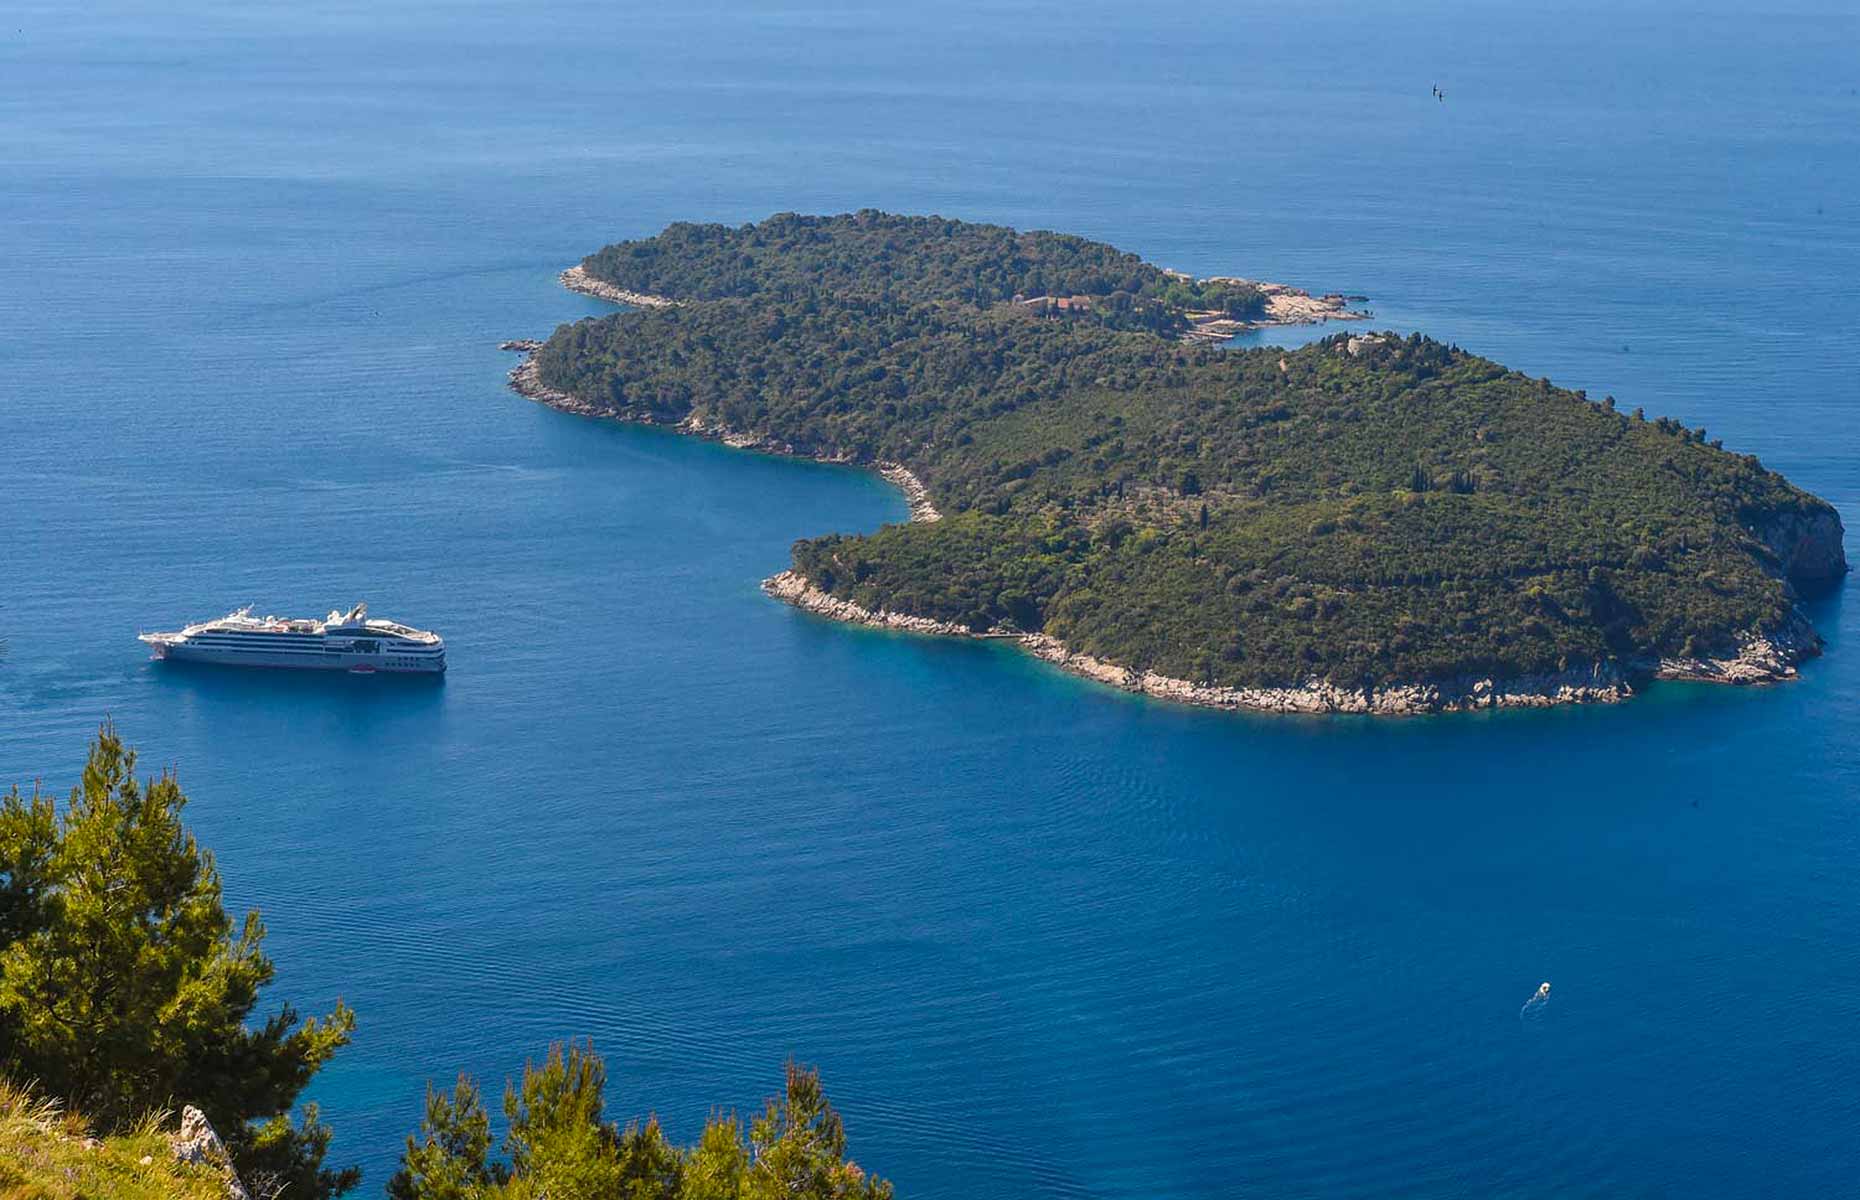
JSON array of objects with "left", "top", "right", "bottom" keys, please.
[
  {"left": 579, "top": 210, "right": 1262, "bottom": 333},
  {"left": 389, "top": 1077, "right": 508, "bottom": 1200},
  {"left": 389, "top": 1045, "right": 889, "bottom": 1200},
  {"left": 0, "top": 785, "right": 55, "bottom": 949},
  {"left": 538, "top": 248, "right": 1839, "bottom": 689},
  {"left": 744, "top": 1062, "right": 884, "bottom": 1200},
  {"left": 2, "top": 734, "right": 900, "bottom": 1199},
  {"left": 0, "top": 1079, "right": 231, "bottom": 1200},
  {"left": 0, "top": 726, "right": 357, "bottom": 1198},
  {"left": 500, "top": 1042, "right": 683, "bottom": 1200},
  {"left": 680, "top": 1115, "right": 747, "bottom": 1200}
]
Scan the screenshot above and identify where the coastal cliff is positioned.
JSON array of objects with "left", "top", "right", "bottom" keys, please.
[{"left": 1756, "top": 505, "right": 1848, "bottom": 587}]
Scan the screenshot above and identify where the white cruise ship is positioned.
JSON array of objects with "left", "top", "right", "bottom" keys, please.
[{"left": 140, "top": 603, "right": 446, "bottom": 674}]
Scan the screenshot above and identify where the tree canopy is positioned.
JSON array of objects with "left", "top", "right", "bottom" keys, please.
[
  {"left": 2, "top": 732, "right": 905, "bottom": 1199},
  {"left": 578, "top": 210, "right": 1264, "bottom": 335},
  {"left": 0, "top": 726, "right": 356, "bottom": 1199},
  {"left": 389, "top": 1044, "right": 889, "bottom": 1200},
  {"left": 535, "top": 242, "right": 1842, "bottom": 692}
]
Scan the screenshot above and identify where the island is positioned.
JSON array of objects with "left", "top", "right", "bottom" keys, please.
[{"left": 507, "top": 211, "right": 1846, "bottom": 714}]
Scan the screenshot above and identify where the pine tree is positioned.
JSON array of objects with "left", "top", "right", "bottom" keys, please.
[
  {"left": 0, "top": 726, "right": 357, "bottom": 1197},
  {"left": 502, "top": 1042, "right": 632, "bottom": 1199},
  {"left": 0, "top": 784, "right": 55, "bottom": 949},
  {"left": 388, "top": 1077, "right": 506, "bottom": 1200},
  {"left": 747, "top": 1063, "right": 890, "bottom": 1200},
  {"left": 388, "top": 1049, "right": 888, "bottom": 1200},
  {"left": 681, "top": 1115, "right": 748, "bottom": 1200}
]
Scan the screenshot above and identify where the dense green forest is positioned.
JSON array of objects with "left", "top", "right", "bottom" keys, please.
[
  {"left": 0, "top": 730, "right": 890, "bottom": 1200},
  {"left": 578, "top": 211, "right": 1263, "bottom": 334},
  {"left": 539, "top": 215, "right": 1844, "bottom": 693}
]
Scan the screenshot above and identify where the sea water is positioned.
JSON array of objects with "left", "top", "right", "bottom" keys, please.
[{"left": 2, "top": 2, "right": 1857, "bottom": 1195}]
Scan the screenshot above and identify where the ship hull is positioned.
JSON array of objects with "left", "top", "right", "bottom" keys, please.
[{"left": 152, "top": 641, "right": 445, "bottom": 673}]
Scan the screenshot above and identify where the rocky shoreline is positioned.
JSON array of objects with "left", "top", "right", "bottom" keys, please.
[
  {"left": 877, "top": 464, "right": 940, "bottom": 522},
  {"left": 1179, "top": 280, "right": 1371, "bottom": 344},
  {"left": 762, "top": 570, "right": 1822, "bottom": 716},
  {"left": 503, "top": 341, "right": 941, "bottom": 523},
  {"left": 512, "top": 266, "right": 1827, "bottom": 717},
  {"left": 1650, "top": 609, "right": 1820, "bottom": 685},
  {"left": 559, "top": 264, "right": 678, "bottom": 309},
  {"left": 752, "top": 464, "right": 1830, "bottom": 715}
]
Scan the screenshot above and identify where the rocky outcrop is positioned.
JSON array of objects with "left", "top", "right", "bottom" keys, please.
[
  {"left": 559, "top": 265, "right": 677, "bottom": 309},
  {"left": 171, "top": 1106, "right": 250, "bottom": 1200},
  {"left": 1652, "top": 608, "right": 1821, "bottom": 684},
  {"left": 1179, "top": 280, "right": 1371, "bottom": 343},
  {"left": 877, "top": 464, "right": 941, "bottom": 522},
  {"left": 764, "top": 570, "right": 980, "bottom": 637},
  {"left": 1755, "top": 504, "right": 1848, "bottom": 588},
  {"left": 504, "top": 349, "right": 606, "bottom": 417}
]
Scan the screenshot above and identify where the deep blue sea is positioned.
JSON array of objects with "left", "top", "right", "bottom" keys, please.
[{"left": 4, "top": 2, "right": 1859, "bottom": 1195}]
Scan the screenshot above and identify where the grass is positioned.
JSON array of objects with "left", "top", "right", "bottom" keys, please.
[{"left": 0, "top": 1080, "right": 228, "bottom": 1200}]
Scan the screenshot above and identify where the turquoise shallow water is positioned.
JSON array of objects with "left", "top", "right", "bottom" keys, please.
[{"left": 3, "top": 2, "right": 1859, "bottom": 1195}]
